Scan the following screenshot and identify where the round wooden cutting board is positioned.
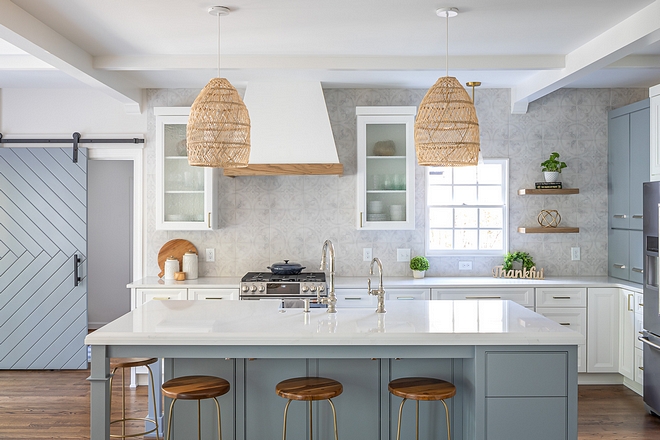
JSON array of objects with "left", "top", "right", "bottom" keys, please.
[{"left": 157, "top": 239, "right": 197, "bottom": 278}]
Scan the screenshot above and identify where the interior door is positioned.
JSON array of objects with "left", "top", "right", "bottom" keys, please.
[{"left": 0, "top": 147, "right": 87, "bottom": 369}]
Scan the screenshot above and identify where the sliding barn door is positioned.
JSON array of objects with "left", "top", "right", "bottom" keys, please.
[{"left": 0, "top": 147, "right": 87, "bottom": 369}]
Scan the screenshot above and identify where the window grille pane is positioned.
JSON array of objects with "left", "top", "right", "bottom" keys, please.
[
  {"left": 454, "top": 166, "right": 477, "bottom": 184},
  {"left": 478, "top": 186, "right": 502, "bottom": 205},
  {"left": 479, "top": 229, "right": 503, "bottom": 250},
  {"left": 454, "top": 186, "right": 477, "bottom": 204},
  {"left": 455, "top": 208, "right": 478, "bottom": 228},
  {"left": 428, "top": 185, "right": 452, "bottom": 204},
  {"left": 455, "top": 229, "right": 478, "bottom": 249},
  {"left": 479, "top": 208, "right": 503, "bottom": 228},
  {"left": 477, "top": 164, "right": 502, "bottom": 184},
  {"left": 429, "top": 207, "right": 453, "bottom": 228},
  {"left": 430, "top": 229, "right": 453, "bottom": 250}
]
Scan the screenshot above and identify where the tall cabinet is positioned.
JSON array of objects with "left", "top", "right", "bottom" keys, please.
[
  {"left": 154, "top": 107, "right": 217, "bottom": 230},
  {"left": 608, "top": 99, "right": 649, "bottom": 283},
  {"left": 356, "top": 106, "right": 416, "bottom": 230}
]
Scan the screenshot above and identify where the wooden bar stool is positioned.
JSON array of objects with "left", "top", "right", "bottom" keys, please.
[
  {"left": 388, "top": 377, "right": 457, "bottom": 440},
  {"left": 109, "top": 358, "right": 160, "bottom": 439},
  {"left": 161, "top": 375, "right": 230, "bottom": 440},
  {"left": 276, "top": 376, "right": 343, "bottom": 440}
]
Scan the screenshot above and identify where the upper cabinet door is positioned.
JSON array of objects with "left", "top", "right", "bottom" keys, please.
[
  {"left": 356, "top": 106, "right": 416, "bottom": 230},
  {"left": 608, "top": 113, "right": 631, "bottom": 230},
  {"left": 155, "top": 108, "right": 217, "bottom": 230}
]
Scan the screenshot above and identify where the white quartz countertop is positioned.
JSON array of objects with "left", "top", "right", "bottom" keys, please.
[
  {"left": 127, "top": 275, "right": 642, "bottom": 292},
  {"left": 85, "top": 299, "right": 584, "bottom": 347}
]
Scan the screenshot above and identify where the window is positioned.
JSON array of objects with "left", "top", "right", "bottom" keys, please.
[{"left": 425, "top": 159, "right": 508, "bottom": 256}]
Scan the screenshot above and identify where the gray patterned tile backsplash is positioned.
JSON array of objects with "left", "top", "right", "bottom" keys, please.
[{"left": 145, "top": 87, "right": 648, "bottom": 278}]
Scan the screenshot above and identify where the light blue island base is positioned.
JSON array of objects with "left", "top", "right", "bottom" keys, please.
[{"left": 86, "top": 300, "right": 580, "bottom": 440}]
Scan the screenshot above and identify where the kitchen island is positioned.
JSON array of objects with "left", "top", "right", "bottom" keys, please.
[{"left": 86, "top": 299, "right": 582, "bottom": 440}]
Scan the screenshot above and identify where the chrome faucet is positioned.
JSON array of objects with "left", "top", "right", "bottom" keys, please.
[
  {"left": 318, "top": 239, "right": 337, "bottom": 313},
  {"left": 368, "top": 257, "right": 386, "bottom": 314}
]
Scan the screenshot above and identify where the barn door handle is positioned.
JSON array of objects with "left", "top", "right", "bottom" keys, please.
[{"left": 73, "top": 254, "right": 82, "bottom": 287}]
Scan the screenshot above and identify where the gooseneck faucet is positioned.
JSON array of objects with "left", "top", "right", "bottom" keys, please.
[
  {"left": 368, "top": 257, "right": 386, "bottom": 314},
  {"left": 318, "top": 239, "right": 337, "bottom": 313}
]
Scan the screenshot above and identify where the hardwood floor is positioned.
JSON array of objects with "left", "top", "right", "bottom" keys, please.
[{"left": 0, "top": 370, "right": 659, "bottom": 439}]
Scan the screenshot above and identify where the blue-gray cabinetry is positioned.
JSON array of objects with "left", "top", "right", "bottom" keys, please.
[{"left": 608, "top": 99, "right": 649, "bottom": 283}]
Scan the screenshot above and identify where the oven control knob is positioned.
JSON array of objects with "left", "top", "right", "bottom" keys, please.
[
  {"left": 250, "top": 284, "right": 258, "bottom": 293},
  {"left": 310, "top": 285, "right": 317, "bottom": 292},
  {"left": 241, "top": 285, "right": 249, "bottom": 293},
  {"left": 258, "top": 285, "right": 265, "bottom": 293},
  {"left": 318, "top": 285, "right": 325, "bottom": 292},
  {"left": 301, "top": 285, "right": 309, "bottom": 292}
]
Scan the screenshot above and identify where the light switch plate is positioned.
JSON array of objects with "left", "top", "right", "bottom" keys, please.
[
  {"left": 363, "top": 248, "right": 372, "bottom": 262},
  {"left": 206, "top": 248, "right": 215, "bottom": 262},
  {"left": 459, "top": 261, "right": 472, "bottom": 270},
  {"left": 397, "top": 248, "right": 411, "bottom": 262}
]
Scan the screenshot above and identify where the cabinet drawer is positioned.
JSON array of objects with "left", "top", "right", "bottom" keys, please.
[
  {"left": 335, "top": 290, "right": 377, "bottom": 308},
  {"left": 432, "top": 288, "right": 534, "bottom": 307},
  {"left": 137, "top": 288, "right": 187, "bottom": 306},
  {"left": 635, "top": 313, "right": 644, "bottom": 350},
  {"left": 536, "top": 287, "right": 586, "bottom": 307},
  {"left": 635, "top": 291, "right": 644, "bottom": 315},
  {"left": 189, "top": 288, "right": 238, "bottom": 300},
  {"left": 385, "top": 289, "right": 429, "bottom": 301}
]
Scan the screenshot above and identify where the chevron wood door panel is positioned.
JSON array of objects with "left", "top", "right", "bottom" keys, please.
[{"left": 0, "top": 147, "right": 87, "bottom": 370}]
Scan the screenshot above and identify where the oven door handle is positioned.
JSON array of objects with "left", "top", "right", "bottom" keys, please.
[{"left": 639, "top": 335, "right": 660, "bottom": 352}]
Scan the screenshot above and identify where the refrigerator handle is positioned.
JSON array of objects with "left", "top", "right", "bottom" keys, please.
[{"left": 639, "top": 335, "right": 660, "bottom": 352}]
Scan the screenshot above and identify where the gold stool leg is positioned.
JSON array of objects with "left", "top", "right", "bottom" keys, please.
[
  {"left": 308, "top": 401, "right": 313, "bottom": 440},
  {"left": 145, "top": 364, "right": 161, "bottom": 440},
  {"left": 165, "top": 398, "right": 177, "bottom": 440},
  {"left": 441, "top": 399, "right": 451, "bottom": 440},
  {"left": 282, "top": 399, "right": 292, "bottom": 440},
  {"left": 211, "top": 397, "right": 222, "bottom": 440},
  {"left": 415, "top": 400, "right": 420, "bottom": 440},
  {"left": 198, "top": 400, "right": 202, "bottom": 440},
  {"left": 326, "top": 399, "right": 339, "bottom": 440},
  {"left": 396, "top": 398, "right": 407, "bottom": 440}
]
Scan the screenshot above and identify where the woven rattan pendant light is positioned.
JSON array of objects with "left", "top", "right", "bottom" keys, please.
[
  {"left": 415, "top": 7, "right": 480, "bottom": 167},
  {"left": 187, "top": 6, "right": 250, "bottom": 168}
]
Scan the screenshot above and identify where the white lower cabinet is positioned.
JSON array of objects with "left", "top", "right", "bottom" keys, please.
[
  {"left": 587, "top": 288, "right": 620, "bottom": 372},
  {"left": 619, "top": 289, "right": 636, "bottom": 380},
  {"left": 135, "top": 288, "right": 187, "bottom": 307},
  {"left": 385, "top": 288, "right": 430, "bottom": 301},
  {"left": 635, "top": 348, "right": 644, "bottom": 385},
  {"left": 536, "top": 307, "right": 587, "bottom": 373},
  {"left": 188, "top": 288, "right": 238, "bottom": 300},
  {"left": 335, "top": 289, "right": 377, "bottom": 308},
  {"left": 431, "top": 287, "right": 534, "bottom": 308}
]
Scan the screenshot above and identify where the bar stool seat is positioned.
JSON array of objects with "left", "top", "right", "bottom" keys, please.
[
  {"left": 109, "top": 357, "right": 159, "bottom": 439},
  {"left": 388, "top": 377, "right": 456, "bottom": 440},
  {"left": 162, "top": 375, "right": 230, "bottom": 440},
  {"left": 276, "top": 377, "right": 343, "bottom": 440}
]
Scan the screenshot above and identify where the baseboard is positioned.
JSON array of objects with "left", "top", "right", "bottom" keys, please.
[{"left": 578, "top": 373, "right": 624, "bottom": 385}]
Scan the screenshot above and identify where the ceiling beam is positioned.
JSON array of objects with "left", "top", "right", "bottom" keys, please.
[
  {"left": 510, "top": 0, "right": 660, "bottom": 114},
  {"left": 0, "top": 0, "right": 142, "bottom": 113}
]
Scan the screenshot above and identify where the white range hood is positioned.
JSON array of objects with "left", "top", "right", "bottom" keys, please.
[{"left": 223, "top": 81, "right": 343, "bottom": 176}]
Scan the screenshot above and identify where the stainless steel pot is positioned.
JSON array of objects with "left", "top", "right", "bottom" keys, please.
[{"left": 267, "top": 260, "right": 306, "bottom": 275}]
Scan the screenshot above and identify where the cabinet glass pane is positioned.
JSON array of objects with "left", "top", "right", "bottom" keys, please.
[
  {"left": 163, "top": 122, "right": 205, "bottom": 223},
  {"left": 365, "top": 123, "right": 407, "bottom": 223}
]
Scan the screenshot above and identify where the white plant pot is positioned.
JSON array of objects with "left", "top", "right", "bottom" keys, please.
[
  {"left": 543, "top": 171, "right": 560, "bottom": 182},
  {"left": 412, "top": 270, "right": 425, "bottom": 279}
]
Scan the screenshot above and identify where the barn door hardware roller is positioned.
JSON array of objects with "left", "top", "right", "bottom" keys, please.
[{"left": 0, "top": 132, "right": 145, "bottom": 163}]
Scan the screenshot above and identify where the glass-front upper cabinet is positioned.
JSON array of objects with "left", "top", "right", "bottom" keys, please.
[
  {"left": 356, "top": 106, "right": 416, "bottom": 230},
  {"left": 155, "top": 107, "right": 217, "bottom": 230}
]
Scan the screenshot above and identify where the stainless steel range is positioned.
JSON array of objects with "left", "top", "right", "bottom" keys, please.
[{"left": 239, "top": 272, "right": 328, "bottom": 307}]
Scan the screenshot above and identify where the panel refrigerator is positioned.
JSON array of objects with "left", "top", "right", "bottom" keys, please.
[{"left": 642, "top": 181, "right": 660, "bottom": 415}]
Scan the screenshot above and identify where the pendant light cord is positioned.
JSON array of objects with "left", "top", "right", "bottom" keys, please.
[
  {"left": 217, "top": 12, "right": 221, "bottom": 78},
  {"left": 445, "top": 12, "right": 449, "bottom": 77}
]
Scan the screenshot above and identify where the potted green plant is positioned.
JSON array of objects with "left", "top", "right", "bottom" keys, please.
[
  {"left": 410, "top": 256, "right": 429, "bottom": 279},
  {"left": 540, "top": 152, "right": 567, "bottom": 182}
]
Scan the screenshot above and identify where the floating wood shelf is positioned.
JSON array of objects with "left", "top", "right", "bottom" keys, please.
[
  {"left": 517, "top": 227, "right": 580, "bottom": 234},
  {"left": 518, "top": 188, "right": 579, "bottom": 195},
  {"left": 223, "top": 163, "right": 343, "bottom": 176}
]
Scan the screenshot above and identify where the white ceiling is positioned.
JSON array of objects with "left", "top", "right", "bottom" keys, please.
[{"left": 1, "top": 0, "right": 659, "bottom": 112}]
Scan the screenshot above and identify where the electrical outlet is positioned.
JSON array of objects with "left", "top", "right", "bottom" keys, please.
[
  {"left": 363, "top": 248, "right": 372, "bottom": 262},
  {"left": 397, "top": 248, "right": 411, "bottom": 262},
  {"left": 205, "top": 248, "right": 215, "bottom": 262},
  {"left": 571, "top": 247, "right": 580, "bottom": 261},
  {"left": 458, "top": 261, "right": 472, "bottom": 270}
]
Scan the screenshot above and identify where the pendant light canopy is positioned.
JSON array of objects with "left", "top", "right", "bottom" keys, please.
[
  {"left": 414, "top": 7, "right": 480, "bottom": 167},
  {"left": 187, "top": 6, "right": 250, "bottom": 168}
]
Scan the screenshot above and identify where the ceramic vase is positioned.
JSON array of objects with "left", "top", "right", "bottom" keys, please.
[
  {"left": 412, "top": 270, "right": 425, "bottom": 279},
  {"left": 543, "top": 171, "right": 560, "bottom": 182}
]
